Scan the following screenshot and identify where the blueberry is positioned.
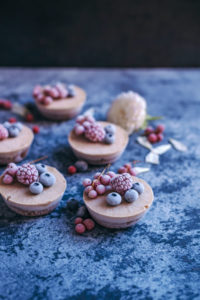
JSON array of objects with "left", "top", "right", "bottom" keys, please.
[
  {"left": 36, "top": 163, "right": 47, "bottom": 174},
  {"left": 3, "top": 121, "right": 11, "bottom": 129},
  {"left": 14, "top": 122, "right": 23, "bottom": 131},
  {"left": 68, "top": 85, "right": 76, "bottom": 97},
  {"left": 75, "top": 160, "right": 88, "bottom": 172},
  {"left": 76, "top": 205, "right": 89, "bottom": 218},
  {"left": 104, "top": 133, "right": 115, "bottom": 144},
  {"left": 67, "top": 198, "right": 79, "bottom": 212},
  {"left": 29, "top": 182, "right": 43, "bottom": 194},
  {"left": 104, "top": 124, "right": 116, "bottom": 135},
  {"left": 8, "top": 126, "right": 20, "bottom": 137},
  {"left": 106, "top": 192, "right": 122, "bottom": 206},
  {"left": 124, "top": 189, "right": 138, "bottom": 203},
  {"left": 40, "top": 172, "right": 56, "bottom": 187},
  {"left": 132, "top": 182, "right": 144, "bottom": 194}
]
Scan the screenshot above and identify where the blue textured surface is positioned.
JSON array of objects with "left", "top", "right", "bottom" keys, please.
[{"left": 0, "top": 69, "right": 200, "bottom": 300}]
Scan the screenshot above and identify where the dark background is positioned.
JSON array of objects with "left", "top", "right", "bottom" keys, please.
[{"left": 0, "top": 0, "right": 200, "bottom": 67}]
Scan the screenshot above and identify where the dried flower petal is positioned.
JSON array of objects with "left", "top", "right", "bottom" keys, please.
[
  {"left": 137, "top": 136, "right": 152, "bottom": 150},
  {"left": 169, "top": 138, "right": 187, "bottom": 152},
  {"left": 153, "top": 144, "right": 171, "bottom": 155},
  {"left": 12, "top": 103, "right": 30, "bottom": 117},
  {"left": 145, "top": 151, "right": 159, "bottom": 164},
  {"left": 133, "top": 167, "right": 150, "bottom": 175}
]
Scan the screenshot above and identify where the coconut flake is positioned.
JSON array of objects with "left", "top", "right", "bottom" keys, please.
[
  {"left": 145, "top": 151, "right": 159, "bottom": 164},
  {"left": 152, "top": 144, "right": 171, "bottom": 155},
  {"left": 137, "top": 136, "right": 152, "bottom": 150},
  {"left": 169, "top": 138, "right": 187, "bottom": 152},
  {"left": 12, "top": 103, "right": 30, "bottom": 117},
  {"left": 133, "top": 167, "right": 150, "bottom": 175}
]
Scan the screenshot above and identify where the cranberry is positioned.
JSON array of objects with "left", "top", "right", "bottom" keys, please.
[
  {"left": 157, "top": 133, "right": 163, "bottom": 142},
  {"left": 75, "top": 223, "right": 86, "bottom": 234},
  {"left": 74, "top": 217, "right": 83, "bottom": 225},
  {"left": 83, "top": 219, "right": 95, "bottom": 231},
  {"left": 9, "top": 117, "right": 16, "bottom": 123},
  {"left": 32, "top": 125, "right": 40, "bottom": 134},
  {"left": 155, "top": 124, "right": 165, "bottom": 134},
  {"left": 26, "top": 113, "right": 34, "bottom": 122},
  {"left": 148, "top": 133, "right": 158, "bottom": 144},
  {"left": 144, "top": 127, "right": 154, "bottom": 136},
  {"left": 68, "top": 165, "right": 77, "bottom": 175}
]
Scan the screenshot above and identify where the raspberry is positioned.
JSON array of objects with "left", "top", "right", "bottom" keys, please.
[
  {"left": 16, "top": 163, "right": 39, "bottom": 185},
  {"left": 68, "top": 165, "right": 77, "bottom": 175},
  {"left": 74, "top": 217, "right": 83, "bottom": 225},
  {"left": 157, "top": 133, "right": 163, "bottom": 142},
  {"left": 111, "top": 173, "right": 133, "bottom": 195},
  {"left": 148, "top": 133, "right": 158, "bottom": 144},
  {"left": 32, "top": 125, "right": 40, "bottom": 134},
  {"left": 0, "top": 125, "right": 9, "bottom": 140},
  {"left": 155, "top": 124, "right": 165, "bottom": 134},
  {"left": 75, "top": 223, "right": 86, "bottom": 234},
  {"left": 83, "top": 219, "right": 95, "bottom": 231},
  {"left": 25, "top": 113, "right": 34, "bottom": 122},
  {"left": 84, "top": 123, "right": 105, "bottom": 142},
  {"left": 9, "top": 117, "right": 16, "bottom": 124},
  {"left": 144, "top": 127, "right": 154, "bottom": 136}
]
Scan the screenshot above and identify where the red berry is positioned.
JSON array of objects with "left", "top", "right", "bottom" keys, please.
[
  {"left": 157, "top": 133, "right": 163, "bottom": 142},
  {"left": 83, "top": 218, "right": 95, "bottom": 231},
  {"left": 68, "top": 165, "right": 77, "bottom": 174},
  {"left": 75, "top": 223, "right": 86, "bottom": 234},
  {"left": 26, "top": 113, "right": 34, "bottom": 122},
  {"left": 3, "top": 100, "right": 12, "bottom": 110},
  {"left": 32, "top": 125, "right": 40, "bottom": 134},
  {"left": 144, "top": 127, "right": 154, "bottom": 136},
  {"left": 124, "top": 163, "right": 131, "bottom": 169},
  {"left": 129, "top": 168, "right": 136, "bottom": 176},
  {"left": 155, "top": 124, "right": 165, "bottom": 134},
  {"left": 9, "top": 117, "right": 16, "bottom": 123},
  {"left": 74, "top": 217, "right": 83, "bottom": 225},
  {"left": 118, "top": 166, "right": 128, "bottom": 174},
  {"left": 148, "top": 133, "right": 158, "bottom": 144}
]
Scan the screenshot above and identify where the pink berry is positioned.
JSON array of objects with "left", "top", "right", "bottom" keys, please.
[
  {"left": 155, "top": 124, "right": 165, "bottom": 134},
  {"left": 85, "top": 115, "right": 95, "bottom": 123},
  {"left": 43, "top": 96, "right": 53, "bottom": 105},
  {"left": 76, "top": 115, "right": 86, "bottom": 124},
  {"left": 68, "top": 165, "right": 77, "bottom": 175},
  {"left": 83, "top": 218, "right": 95, "bottom": 231},
  {"left": 88, "top": 190, "right": 98, "bottom": 199},
  {"left": 96, "top": 184, "right": 106, "bottom": 195},
  {"left": 92, "top": 179, "right": 101, "bottom": 188},
  {"left": 118, "top": 166, "right": 128, "bottom": 174},
  {"left": 75, "top": 124, "right": 85, "bottom": 136},
  {"left": 84, "top": 185, "right": 93, "bottom": 194},
  {"left": 3, "top": 174, "right": 14, "bottom": 184},
  {"left": 105, "top": 185, "right": 112, "bottom": 192},
  {"left": 129, "top": 168, "right": 136, "bottom": 176},
  {"left": 148, "top": 133, "right": 158, "bottom": 144},
  {"left": 100, "top": 175, "right": 110, "bottom": 185},
  {"left": 75, "top": 223, "right": 86, "bottom": 234},
  {"left": 82, "top": 121, "right": 91, "bottom": 128},
  {"left": 106, "top": 171, "right": 116, "bottom": 178},
  {"left": 6, "top": 163, "right": 18, "bottom": 176},
  {"left": 144, "top": 127, "right": 154, "bottom": 136},
  {"left": 94, "top": 172, "right": 101, "bottom": 179},
  {"left": 84, "top": 123, "right": 105, "bottom": 142},
  {"left": 83, "top": 178, "right": 92, "bottom": 187},
  {"left": 0, "top": 124, "right": 9, "bottom": 140},
  {"left": 74, "top": 217, "right": 83, "bottom": 225},
  {"left": 157, "top": 133, "right": 163, "bottom": 142},
  {"left": 111, "top": 173, "right": 133, "bottom": 195}
]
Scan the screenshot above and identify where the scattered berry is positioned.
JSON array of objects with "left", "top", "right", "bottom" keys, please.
[
  {"left": 32, "top": 125, "right": 40, "bottom": 134},
  {"left": 39, "top": 172, "right": 56, "bottom": 187},
  {"left": 104, "top": 124, "right": 116, "bottom": 135},
  {"left": 83, "top": 178, "right": 92, "bottom": 187},
  {"left": 68, "top": 165, "right": 77, "bottom": 175},
  {"left": 16, "top": 164, "right": 39, "bottom": 185},
  {"left": 118, "top": 166, "right": 127, "bottom": 174},
  {"left": 29, "top": 182, "right": 43, "bottom": 194},
  {"left": 36, "top": 163, "right": 47, "bottom": 174},
  {"left": 74, "top": 217, "right": 83, "bottom": 225},
  {"left": 83, "top": 219, "right": 95, "bottom": 230},
  {"left": 155, "top": 124, "right": 165, "bottom": 134},
  {"left": 0, "top": 124, "right": 9, "bottom": 140},
  {"left": 148, "top": 133, "right": 158, "bottom": 144},
  {"left": 106, "top": 192, "right": 122, "bottom": 206},
  {"left": 104, "top": 132, "right": 115, "bottom": 144},
  {"left": 132, "top": 182, "right": 144, "bottom": 194},
  {"left": 76, "top": 206, "right": 89, "bottom": 218},
  {"left": 157, "top": 133, "right": 163, "bottom": 142},
  {"left": 88, "top": 189, "right": 98, "bottom": 199},
  {"left": 67, "top": 199, "right": 79, "bottom": 212},
  {"left": 111, "top": 173, "right": 133, "bottom": 195},
  {"left": 144, "top": 127, "right": 154, "bottom": 136},
  {"left": 75, "top": 160, "right": 88, "bottom": 172},
  {"left": 84, "top": 122, "right": 105, "bottom": 142},
  {"left": 96, "top": 184, "right": 106, "bottom": 195},
  {"left": 75, "top": 223, "right": 86, "bottom": 234},
  {"left": 8, "top": 117, "right": 16, "bottom": 123},
  {"left": 124, "top": 189, "right": 138, "bottom": 203},
  {"left": 25, "top": 113, "right": 34, "bottom": 122}
]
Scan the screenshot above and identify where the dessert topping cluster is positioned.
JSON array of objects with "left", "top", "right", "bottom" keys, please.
[{"left": 0, "top": 121, "right": 23, "bottom": 140}]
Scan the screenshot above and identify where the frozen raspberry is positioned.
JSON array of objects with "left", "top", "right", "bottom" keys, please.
[
  {"left": 74, "top": 217, "right": 83, "bottom": 225},
  {"left": 3, "top": 174, "right": 14, "bottom": 184},
  {"left": 84, "top": 123, "right": 105, "bottom": 142},
  {"left": 83, "top": 219, "right": 95, "bottom": 231},
  {"left": 111, "top": 173, "right": 133, "bottom": 195},
  {"left": 100, "top": 175, "right": 110, "bottom": 185},
  {"left": 16, "top": 163, "right": 39, "bottom": 185},
  {"left": 96, "top": 184, "right": 106, "bottom": 195},
  {"left": 0, "top": 124, "right": 8, "bottom": 140},
  {"left": 148, "top": 133, "right": 158, "bottom": 144},
  {"left": 83, "top": 178, "right": 92, "bottom": 187},
  {"left": 75, "top": 223, "right": 86, "bottom": 234},
  {"left": 88, "top": 190, "right": 98, "bottom": 199}
]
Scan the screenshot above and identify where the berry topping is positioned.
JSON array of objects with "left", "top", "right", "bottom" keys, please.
[
  {"left": 39, "top": 172, "right": 56, "bottom": 187},
  {"left": 16, "top": 164, "right": 39, "bottom": 185},
  {"left": 106, "top": 192, "right": 122, "bottom": 206},
  {"left": 111, "top": 173, "right": 133, "bottom": 195},
  {"left": 84, "top": 122, "right": 105, "bottom": 142},
  {"left": 104, "top": 124, "right": 116, "bottom": 135},
  {"left": 68, "top": 165, "right": 77, "bottom": 175},
  {"left": 124, "top": 189, "right": 138, "bottom": 203},
  {"left": 36, "top": 163, "right": 47, "bottom": 174},
  {"left": 104, "top": 132, "right": 115, "bottom": 144},
  {"left": 29, "top": 182, "right": 43, "bottom": 195},
  {"left": 132, "top": 182, "right": 144, "bottom": 194},
  {"left": 0, "top": 124, "right": 9, "bottom": 140}
]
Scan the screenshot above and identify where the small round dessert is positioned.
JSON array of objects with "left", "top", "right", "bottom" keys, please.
[
  {"left": 0, "top": 166, "right": 66, "bottom": 216},
  {"left": 69, "top": 121, "right": 129, "bottom": 165},
  {"left": 35, "top": 85, "right": 86, "bottom": 120},
  {"left": 0, "top": 125, "right": 34, "bottom": 165},
  {"left": 83, "top": 177, "right": 154, "bottom": 228}
]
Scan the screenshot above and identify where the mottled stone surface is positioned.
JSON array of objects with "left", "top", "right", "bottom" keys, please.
[{"left": 0, "top": 69, "right": 199, "bottom": 300}]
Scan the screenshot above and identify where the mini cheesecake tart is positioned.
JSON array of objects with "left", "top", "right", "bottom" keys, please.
[
  {"left": 83, "top": 177, "right": 154, "bottom": 228},
  {"left": 34, "top": 84, "right": 86, "bottom": 120},
  {"left": 69, "top": 121, "right": 129, "bottom": 165},
  {"left": 0, "top": 165, "right": 66, "bottom": 216},
  {"left": 0, "top": 124, "right": 34, "bottom": 165}
]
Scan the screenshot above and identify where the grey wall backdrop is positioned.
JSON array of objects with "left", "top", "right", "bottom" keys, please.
[{"left": 0, "top": 0, "right": 200, "bottom": 67}]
